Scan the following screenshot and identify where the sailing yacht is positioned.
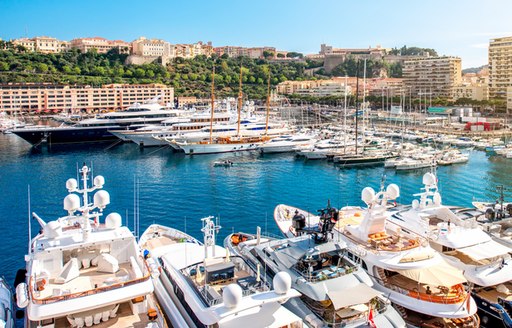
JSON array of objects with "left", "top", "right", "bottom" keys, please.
[
  {"left": 274, "top": 183, "right": 479, "bottom": 327},
  {"left": 138, "top": 217, "right": 305, "bottom": 328},
  {"left": 224, "top": 230, "right": 406, "bottom": 327},
  {"left": 175, "top": 65, "right": 279, "bottom": 155},
  {"left": 16, "top": 164, "right": 166, "bottom": 328}
]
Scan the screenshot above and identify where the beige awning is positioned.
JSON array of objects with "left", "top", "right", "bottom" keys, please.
[
  {"left": 458, "top": 240, "right": 511, "bottom": 261},
  {"left": 397, "top": 260, "right": 466, "bottom": 287},
  {"left": 328, "top": 283, "right": 381, "bottom": 310}
]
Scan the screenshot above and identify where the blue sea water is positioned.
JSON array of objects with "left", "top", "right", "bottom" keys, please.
[{"left": 1, "top": 133, "right": 511, "bottom": 289}]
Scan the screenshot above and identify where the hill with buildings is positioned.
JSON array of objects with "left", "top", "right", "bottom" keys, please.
[{"left": 0, "top": 48, "right": 318, "bottom": 99}]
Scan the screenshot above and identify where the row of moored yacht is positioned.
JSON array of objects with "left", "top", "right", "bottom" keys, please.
[{"left": 9, "top": 165, "right": 512, "bottom": 328}]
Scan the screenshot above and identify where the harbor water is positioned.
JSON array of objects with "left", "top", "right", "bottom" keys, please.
[{"left": 1, "top": 132, "right": 511, "bottom": 288}]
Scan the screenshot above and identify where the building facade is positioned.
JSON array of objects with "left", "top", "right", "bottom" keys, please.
[
  {"left": 453, "top": 84, "right": 489, "bottom": 101},
  {"left": 69, "top": 37, "right": 131, "bottom": 54},
  {"left": 0, "top": 83, "right": 174, "bottom": 112},
  {"left": 402, "top": 56, "right": 462, "bottom": 100},
  {"left": 214, "top": 46, "right": 276, "bottom": 59},
  {"left": 489, "top": 36, "right": 512, "bottom": 99},
  {"left": 12, "top": 36, "right": 68, "bottom": 53}
]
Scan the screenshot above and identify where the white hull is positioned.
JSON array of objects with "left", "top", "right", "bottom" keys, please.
[{"left": 177, "top": 141, "right": 263, "bottom": 154}]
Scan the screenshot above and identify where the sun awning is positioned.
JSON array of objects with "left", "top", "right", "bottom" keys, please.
[
  {"left": 397, "top": 260, "right": 466, "bottom": 287},
  {"left": 458, "top": 240, "right": 511, "bottom": 261},
  {"left": 328, "top": 283, "right": 381, "bottom": 310}
]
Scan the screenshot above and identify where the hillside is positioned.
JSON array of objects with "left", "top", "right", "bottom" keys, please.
[{"left": 0, "top": 48, "right": 320, "bottom": 99}]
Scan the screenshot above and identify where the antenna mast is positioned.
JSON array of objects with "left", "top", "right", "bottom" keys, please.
[
  {"left": 237, "top": 60, "right": 243, "bottom": 136},
  {"left": 209, "top": 63, "right": 216, "bottom": 143},
  {"left": 265, "top": 72, "right": 271, "bottom": 135}
]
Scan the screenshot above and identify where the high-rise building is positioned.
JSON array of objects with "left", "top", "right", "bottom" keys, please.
[
  {"left": 402, "top": 56, "right": 462, "bottom": 100},
  {"left": 489, "top": 36, "right": 512, "bottom": 99}
]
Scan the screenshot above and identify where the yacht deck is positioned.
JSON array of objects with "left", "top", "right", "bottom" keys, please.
[
  {"left": 36, "top": 263, "right": 134, "bottom": 300},
  {"left": 474, "top": 283, "right": 512, "bottom": 303}
]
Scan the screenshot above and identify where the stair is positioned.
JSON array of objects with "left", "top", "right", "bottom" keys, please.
[
  {"left": 375, "top": 267, "right": 387, "bottom": 284},
  {"left": 393, "top": 304, "right": 408, "bottom": 319}
]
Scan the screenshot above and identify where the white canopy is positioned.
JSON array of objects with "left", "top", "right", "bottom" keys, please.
[
  {"left": 327, "top": 283, "right": 381, "bottom": 310},
  {"left": 458, "top": 240, "right": 511, "bottom": 262},
  {"left": 397, "top": 260, "right": 466, "bottom": 287}
]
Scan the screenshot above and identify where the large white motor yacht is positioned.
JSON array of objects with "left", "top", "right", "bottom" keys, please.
[
  {"left": 16, "top": 165, "right": 166, "bottom": 328},
  {"left": 138, "top": 217, "right": 305, "bottom": 328}
]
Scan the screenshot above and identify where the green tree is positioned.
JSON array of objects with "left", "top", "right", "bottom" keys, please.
[
  {"left": 36, "top": 63, "right": 49, "bottom": 73},
  {"left": 0, "top": 61, "right": 8, "bottom": 71},
  {"left": 134, "top": 68, "right": 145, "bottom": 78}
]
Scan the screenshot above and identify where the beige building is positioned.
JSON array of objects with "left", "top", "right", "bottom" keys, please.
[
  {"left": 402, "top": 56, "right": 462, "bottom": 100},
  {"left": 173, "top": 42, "right": 213, "bottom": 58},
  {"left": 69, "top": 37, "right": 131, "bottom": 54},
  {"left": 507, "top": 86, "right": 512, "bottom": 113},
  {"left": 0, "top": 83, "right": 174, "bottom": 112},
  {"left": 214, "top": 46, "right": 276, "bottom": 59},
  {"left": 453, "top": 84, "right": 489, "bottom": 101},
  {"left": 131, "top": 37, "right": 173, "bottom": 57},
  {"left": 277, "top": 80, "right": 352, "bottom": 97},
  {"left": 489, "top": 36, "right": 512, "bottom": 99},
  {"left": 12, "top": 36, "right": 68, "bottom": 53}
]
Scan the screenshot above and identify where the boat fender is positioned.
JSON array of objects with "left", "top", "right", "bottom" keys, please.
[
  {"left": 16, "top": 283, "right": 28, "bottom": 308},
  {"left": 147, "top": 257, "right": 161, "bottom": 278}
]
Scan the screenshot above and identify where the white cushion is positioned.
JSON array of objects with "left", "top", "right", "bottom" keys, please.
[
  {"left": 55, "top": 258, "right": 80, "bottom": 284},
  {"left": 97, "top": 254, "right": 119, "bottom": 274}
]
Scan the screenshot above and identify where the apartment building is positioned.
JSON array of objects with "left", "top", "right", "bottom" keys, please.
[
  {"left": 69, "top": 37, "right": 131, "bottom": 54},
  {"left": 0, "top": 83, "right": 174, "bottom": 112},
  {"left": 277, "top": 80, "right": 352, "bottom": 97},
  {"left": 507, "top": 86, "right": 512, "bottom": 113},
  {"left": 173, "top": 42, "right": 213, "bottom": 58},
  {"left": 402, "top": 56, "right": 462, "bottom": 100},
  {"left": 489, "top": 36, "right": 512, "bottom": 99},
  {"left": 12, "top": 36, "right": 68, "bottom": 53}
]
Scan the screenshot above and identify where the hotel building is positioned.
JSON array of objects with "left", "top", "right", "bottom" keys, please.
[
  {"left": 0, "top": 83, "right": 174, "bottom": 112},
  {"left": 12, "top": 36, "right": 68, "bottom": 53},
  {"left": 402, "top": 56, "right": 462, "bottom": 100},
  {"left": 68, "top": 37, "right": 131, "bottom": 54}
]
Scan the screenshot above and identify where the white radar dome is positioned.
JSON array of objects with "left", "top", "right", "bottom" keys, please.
[
  {"left": 423, "top": 173, "right": 436, "bottom": 186},
  {"left": 386, "top": 184, "right": 400, "bottom": 200},
  {"left": 64, "top": 194, "right": 80, "bottom": 213},
  {"left": 412, "top": 199, "right": 420, "bottom": 210},
  {"left": 105, "top": 212, "right": 122, "bottom": 229},
  {"left": 222, "top": 283, "right": 243, "bottom": 308},
  {"left": 43, "top": 220, "right": 62, "bottom": 239},
  {"left": 361, "top": 187, "right": 376, "bottom": 205},
  {"left": 273, "top": 271, "right": 292, "bottom": 295},
  {"left": 93, "top": 175, "right": 105, "bottom": 188},
  {"left": 66, "top": 178, "right": 78, "bottom": 192},
  {"left": 93, "top": 190, "right": 110, "bottom": 210}
]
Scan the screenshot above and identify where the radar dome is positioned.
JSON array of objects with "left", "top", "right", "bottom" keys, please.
[
  {"left": 43, "top": 220, "right": 62, "bottom": 239},
  {"left": 222, "top": 283, "right": 243, "bottom": 308},
  {"left": 64, "top": 194, "right": 80, "bottom": 213},
  {"left": 386, "top": 184, "right": 400, "bottom": 200},
  {"left": 93, "top": 176, "right": 105, "bottom": 188},
  {"left": 412, "top": 199, "right": 420, "bottom": 209},
  {"left": 273, "top": 271, "right": 292, "bottom": 295},
  {"left": 105, "top": 212, "right": 122, "bottom": 229},
  {"left": 93, "top": 190, "right": 110, "bottom": 210},
  {"left": 66, "top": 178, "right": 78, "bottom": 192},
  {"left": 423, "top": 173, "right": 436, "bottom": 186},
  {"left": 361, "top": 187, "right": 376, "bottom": 205},
  {"left": 433, "top": 192, "right": 442, "bottom": 205}
]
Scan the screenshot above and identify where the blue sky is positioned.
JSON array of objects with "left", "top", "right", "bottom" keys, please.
[{"left": 1, "top": 0, "right": 511, "bottom": 68}]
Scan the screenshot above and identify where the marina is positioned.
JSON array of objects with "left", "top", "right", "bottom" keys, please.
[{"left": 1, "top": 124, "right": 512, "bottom": 327}]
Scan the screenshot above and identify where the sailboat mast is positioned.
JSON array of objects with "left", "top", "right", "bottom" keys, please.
[
  {"left": 237, "top": 61, "right": 243, "bottom": 136},
  {"left": 355, "top": 61, "right": 360, "bottom": 155},
  {"left": 343, "top": 75, "right": 348, "bottom": 154},
  {"left": 209, "top": 63, "right": 216, "bottom": 143},
  {"left": 265, "top": 72, "right": 270, "bottom": 135}
]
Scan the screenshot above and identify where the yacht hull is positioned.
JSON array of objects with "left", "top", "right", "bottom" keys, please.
[{"left": 12, "top": 126, "right": 120, "bottom": 145}]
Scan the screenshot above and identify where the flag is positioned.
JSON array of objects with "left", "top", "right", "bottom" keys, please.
[{"left": 368, "top": 307, "right": 376, "bottom": 328}]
